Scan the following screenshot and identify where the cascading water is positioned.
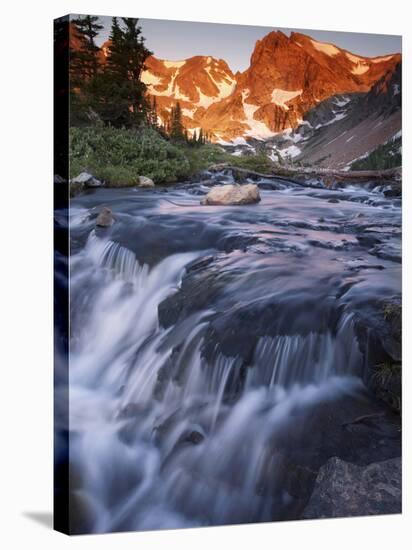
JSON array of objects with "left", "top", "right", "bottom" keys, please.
[
  {"left": 68, "top": 229, "right": 364, "bottom": 533},
  {"left": 63, "top": 176, "right": 401, "bottom": 532}
]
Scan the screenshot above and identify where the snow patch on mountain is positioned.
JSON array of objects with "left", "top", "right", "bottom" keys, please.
[
  {"left": 150, "top": 73, "right": 178, "bottom": 97},
  {"left": 345, "top": 52, "right": 370, "bottom": 74},
  {"left": 141, "top": 71, "right": 163, "bottom": 86},
  {"left": 242, "top": 91, "right": 277, "bottom": 139},
  {"left": 346, "top": 52, "right": 363, "bottom": 64},
  {"left": 173, "top": 84, "right": 191, "bottom": 102},
  {"left": 370, "top": 55, "right": 394, "bottom": 64},
  {"left": 310, "top": 39, "right": 340, "bottom": 56},
  {"left": 205, "top": 67, "right": 236, "bottom": 99},
  {"left": 271, "top": 88, "right": 302, "bottom": 109},
  {"left": 315, "top": 111, "right": 347, "bottom": 129},
  {"left": 351, "top": 61, "right": 370, "bottom": 75},
  {"left": 182, "top": 107, "right": 196, "bottom": 118},
  {"left": 196, "top": 86, "right": 216, "bottom": 108},
  {"left": 334, "top": 96, "right": 351, "bottom": 107},
  {"left": 163, "top": 60, "right": 186, "bottom": 68}
]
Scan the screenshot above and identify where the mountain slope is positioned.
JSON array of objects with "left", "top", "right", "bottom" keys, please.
[
  {"left": 266, "top": 62, "right": 402, "bottom": 168},
  {"left": 141, "top": 55, "right": 236, "bottom": 130},
  {"left": 197, "top": 31, "right": 400, "bottom": 141}
]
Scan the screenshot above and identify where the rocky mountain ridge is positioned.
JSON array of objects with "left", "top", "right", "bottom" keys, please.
[
  {"left": 69, "top": 23, "right": 401, "bottom": 162},
  {"left": 134, "top": 30, "right": 400, "bottom": 142}
]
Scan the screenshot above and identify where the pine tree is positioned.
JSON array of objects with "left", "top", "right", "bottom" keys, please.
[
  {"left": 71, "top": 15, "right": 103, "bottom": 81},
  {"left": 91, "top": 17, "right": 152, "bottom": 127},
  {"left": 170, "top": 102, "right": 184, "bottom": 141},
  {"left": 148, "top": 96, "right": 158, "bottom": 128},
  {"left": 70, "top": 15, "right": 104, "bottom": 124},
  {"left": 198, "top": 128, "right": 204, "bottom": 146},
  {"left": 106, "top": 17, "right": 124, "bottom": 76},
  {"left": 121, "top": 18, "right": 152, "bottom": 123}
]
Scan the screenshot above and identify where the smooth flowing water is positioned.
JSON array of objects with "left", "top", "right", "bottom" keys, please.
[{"left": 60, "top": 174, "right": 401, "bottom": 532}]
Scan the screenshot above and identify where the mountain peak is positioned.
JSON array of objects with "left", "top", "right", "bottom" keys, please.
[{"left": 85, "top": 27, "right": 401, "bottom": 142}]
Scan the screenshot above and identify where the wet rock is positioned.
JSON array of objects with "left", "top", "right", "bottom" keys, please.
[
  {"left": 198, "top": 170, "right": 214, "bottom": 181},
  {"left": 181, "top": 430, "right": 205, "bottom": 445},
  {"left": 356, "top": 234, "right": 382, "bottom": 248},
  {"left": 117, "top": 402, "right": 146, "bottom": 419},
  {"left": 72, "top": 171, "right": 103, "bottom": 188},
  {"left": 70, "top": 180, "right": 84, "bottom": 198},
  {"left": 368, "top": 362, "right": 401, "bottom": 412},
  {"left": 353, "top": 292, "right": 402, "bottom": 409},
  {"left": 257, "top": 181, "right": 287, "bottom": 191},
  {"left": 362, "top": 300, "right": 402, "bottom": 412},
  {"left": 369, "top": 242, "right": 401, "bottom": 263},
  {"left": 384, "top": 181, "right": 402, "bottom": 197},
  {"left": 201, "top": 184, "right": 261, "bottom": 206},
  {"left": 95, "top": 207, "right": 113, "bottom": 228},
  {"left": 302, "top": 457, "right": 401, "bottom": 519},
  {"left": 137, "top": 175, "right": 155, "bottom": 188},
  {"left": 200, "top": 179, "right": 219, "bottom": 188},
  {"left": 383, "top": 188, "right": 400, "bottom": 198}
]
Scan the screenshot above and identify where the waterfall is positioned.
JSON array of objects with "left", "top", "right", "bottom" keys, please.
[{"left": 68, "top": 231, "right": 365, "bottom": 533}]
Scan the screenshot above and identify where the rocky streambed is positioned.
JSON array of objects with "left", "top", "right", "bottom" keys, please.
[{"left": 57, "top": 169, "right": 402, "bottom": 533}]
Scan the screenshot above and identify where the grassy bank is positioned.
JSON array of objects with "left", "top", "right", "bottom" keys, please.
[
  {"left": 69, "top": 125, "right": 277, "bottom": 186},
  {"left": 70, "top": 126, "right": 191, "bottom": 186}
]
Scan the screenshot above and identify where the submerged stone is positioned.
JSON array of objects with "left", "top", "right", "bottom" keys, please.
[{"left": 95, "top": 207, "right": 113, "bottom": 228}]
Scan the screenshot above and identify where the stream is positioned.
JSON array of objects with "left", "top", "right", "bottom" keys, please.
[{"left": 56, "top": 172, "right": 401, "bottom": 533}]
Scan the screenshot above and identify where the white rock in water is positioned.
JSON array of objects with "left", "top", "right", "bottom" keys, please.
[
  {"left": 201, "top": 184, "right": 261, "bottom": 206},
  {"left": 137, "top": 176, "right": 155, "bottom": 188},
  {"left": 72, "top": 171, "right": 103, "bottom": 188}
]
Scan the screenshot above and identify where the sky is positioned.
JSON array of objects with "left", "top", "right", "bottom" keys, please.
[{"left": 91, "top": 16, "right": 401, "bottom": 73}]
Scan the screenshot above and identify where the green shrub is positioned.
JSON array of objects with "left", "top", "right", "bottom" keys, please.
[
  {"left": 69, "top": 125, "right": 281, "bottom": 186},
  {"left": 229, "top": 153, "right": 275, "bottom": 173},
  {"left": 69, "top": 126, "right": 190, "bottom": 185},
  {"left": 371, "top": 361, "right": 401, "bottom": 387},
  {"left": 181, "top": 143, "right": 229, "bottom": 174}
]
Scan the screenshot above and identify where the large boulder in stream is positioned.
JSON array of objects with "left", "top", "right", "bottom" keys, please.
[
  {"left": 137, "top": 175, "right": 155, "bottom": 188},
  {"left": 201, "top": 184, "right": 261, "bottom": 206},
  {"left": 302, "top": 457, "right": 401, "bottom": 519}
]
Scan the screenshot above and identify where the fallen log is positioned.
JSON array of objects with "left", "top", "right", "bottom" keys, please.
[
  {"left": 278, "top": 166, "right": 401, "bottom": 182},
  {"left": 207, "top": 164, "right": 320, "bottom": 188},
  {"left": 208, "top": 163, "right": 401, "bottom": 186}
]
